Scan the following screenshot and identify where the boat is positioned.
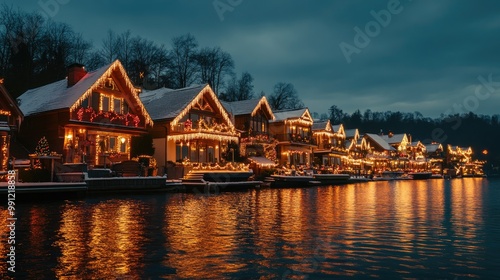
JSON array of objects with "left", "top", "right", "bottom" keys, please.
[
  {"left": 312, "top": 173, "right": 351, "bottom": 185},
  {"left": 267, "top": 175, "right": 320, "bottom": 188},
  {"left": 181, "top": 170, "right": 261, "bottom": 193},
  {"left": 408, "top": 171, "right": 432, "bottom": 180}
]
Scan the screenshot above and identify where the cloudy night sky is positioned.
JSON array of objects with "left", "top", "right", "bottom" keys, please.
[{"left": 6, "top": 0, "right": 500, "bottom": 118}]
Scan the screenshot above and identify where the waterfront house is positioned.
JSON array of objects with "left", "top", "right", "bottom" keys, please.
[
  {"left": 0, "top": 80, "right": 23, "bottom": 172},
  {"left": 380, "top": 132, "right": 410, "bottom": 171},
  {"left": 408, "top": 141, "right": 428, "bottom": 171},
  {"left": 331, "top": 124, "right": 348, "bottom": 167},
  {"left": 17, "top": 61, "right": 153, "bottom": 167},
  {"left": 269, "top": 108, "right": 315, "bottom": 167},
  {"left": 222, "top": 96, "right": 277, "bottom": 167},
  {"left": 140, "top": 84, "right": 239, "bottom": 175},
  {"left": 363, "top": 133, "right": 395, "bottom": 173},
  {"left": 425, "top": 142, "right": 444, "bottom": 174},
  {"left": 312, "top": 120, "right": 347, "bottom": 168}
]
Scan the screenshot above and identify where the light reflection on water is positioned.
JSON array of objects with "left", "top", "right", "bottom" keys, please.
[{"left": 1, "top": 178, "right": 499, "bottom": 279}]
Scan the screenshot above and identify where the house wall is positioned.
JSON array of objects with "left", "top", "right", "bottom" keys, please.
[
  {"left": 153, "top": 138, "right": 166, "bottom": 175},
  {"left": 19, "top": 110, "right": 69, "bottom": 154}
]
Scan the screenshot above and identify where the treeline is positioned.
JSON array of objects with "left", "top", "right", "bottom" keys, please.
[
  {"left": 0, "top": 4, "right": 304, "bottom": 109},
  {"left": 325, "top": 106, "right": 500, "bottom": 165}
]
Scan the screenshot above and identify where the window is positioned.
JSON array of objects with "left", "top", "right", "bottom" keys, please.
[
  {"left": 114, "top": 99, "right": 121, "bottom": 113},
  {"left": 101, "top": 95, "right": 110, "bottom": 111},
  {"left": 81, "top": 97, "right": 89, "bottom": 108}
]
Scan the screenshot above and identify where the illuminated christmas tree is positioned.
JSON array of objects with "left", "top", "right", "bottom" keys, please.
[{"left": 35, "top": 136, "right": 50, "bottom": 156}]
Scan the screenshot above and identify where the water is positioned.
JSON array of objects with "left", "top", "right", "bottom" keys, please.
[{"left": 1, "top": 178, "right": 500, "bottom": 279}]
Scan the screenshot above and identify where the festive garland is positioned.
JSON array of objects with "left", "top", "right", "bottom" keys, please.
[{"left": 75, "top": 107, "right": 140, "bottom": 127}]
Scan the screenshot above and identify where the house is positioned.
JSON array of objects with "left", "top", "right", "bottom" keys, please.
[
  {"left": 17, "top": 61, "right": 153, "bottom": 167},
  {"left": 223, "top": 96, "right": 276, "bottom": 167},
  {"left": 312, "top": 120, "right": 347, "bottom": 168},
  {"left": 269, "top": 108, "right": 315, "bottom": 167},
  {"left": 380, "top": 132, "right": 409, "bottom": 154},
  {"left": 0, "top": 80, "right": 24, "bottom": 172},
  {"left": 330, "top": 124, "right": 348, "bottom": 166},
  {"left": 425, "top": 142, "right": 444, "bottom": 174},
  {"left": 140, "top": 84, "right": 239, "bottom": 173},
  {"left": 312, "top": 120, "right": 335, "bottom": 166},
  {"left": 408, "top": 141, "right": 428, "bottom": 171},
  {"left": 363, "top": 133, "right": 395, "bottom": 173}
]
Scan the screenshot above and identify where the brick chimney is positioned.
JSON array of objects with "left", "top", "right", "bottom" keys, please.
[{"left": 67, "top": 63, "right": 87, "bottom": 87}]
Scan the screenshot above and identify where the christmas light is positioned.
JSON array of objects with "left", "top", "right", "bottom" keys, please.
[
  {"left": 69, "top": 60, "right": 153, "bottom": 126},
  {"left": 0, "top": 110, "right": 11, "bottom": 116},
  {"left": 170, "top": 85, "right": 235, "bottom": 132},
  {"left": 251, "top": 96, "right": 275, "bottom": 120},
  {"left": 167, "top": 132, "right": 239, "bottom": 143}
]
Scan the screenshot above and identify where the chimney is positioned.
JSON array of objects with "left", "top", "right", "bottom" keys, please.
[
  {"left": 388, "top": 131, "right": 393, "bottom": 138},
  {"left": 67, "top": 63, "right": 87, "bottom": 87}
]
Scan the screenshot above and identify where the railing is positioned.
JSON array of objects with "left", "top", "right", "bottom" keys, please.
[
  {"left": 275, "top": 133, "right": 316, "bottom": 145},
  {"left": 72, "top": 107, "right": 144, "bottom": 128}
]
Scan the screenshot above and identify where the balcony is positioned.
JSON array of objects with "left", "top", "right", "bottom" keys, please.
[
  {"left": 72, "top": 107, "right": 144, "bottom": 128},
  {"left": 275, "top": 133, "right": 316, "bottom": 145}
]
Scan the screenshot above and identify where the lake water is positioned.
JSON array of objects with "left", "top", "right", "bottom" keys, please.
[{"left": 1, "top": 178, "right": 500, "bottom": 279}]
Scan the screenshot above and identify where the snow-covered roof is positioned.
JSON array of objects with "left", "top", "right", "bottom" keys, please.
[
  {"left": 140, "top": 84, "right": 235, "bottom": 130},
  {"left": 312, "top": 120, "right": 331, "bottom": 131},
  {"left": 19, "top": 63, "right": 112, "bottom": 116},
  {"left": 365, "top": 133, "right": 395, "bottom": 151},
  {"left": 140, "top": 85, "right": 206, "bottom": 120},
  {"left": 272, "top": 108, "right": 310, "bottom": 122},
  {"left": 331, "top": 124, "right": 341, "bottom": 132},
  {"left": 222, "top": 96, "right": 275, "bottom": 120},
  {"left": 380, "top": 133, "right": 406, "bottom": 144},
  {"left": 345, "top": 128, "right": 358, "bottom": 139},
  {"left": 425, "top": 143, "right": 442, "bottom": 153},
  {"left": 17, "top": 60, "right": 152, "bottom": 125}
]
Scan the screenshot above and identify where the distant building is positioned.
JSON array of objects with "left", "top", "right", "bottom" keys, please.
[
  {"left": 312, "top": 120, "right": 347, "bottom": 168},
  {"left": 269, "top": 108, "right": 315, "bottom": 167},
  {"left": 223, "top": 97, "right": 277, "bottom": 167}
]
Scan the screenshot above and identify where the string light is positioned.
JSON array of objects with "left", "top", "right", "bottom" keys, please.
[
  {"left": 167, "top": 132, "right": 239, "bottom": 143},
  {"left": 69, "top": 60, "right": 153, "bottom": 126},
  {"left": 170, "top": 85, "right": 235, "bottom": 132},
  {"left": 251, "top": 96, "right": 275, "bottom": 120}
]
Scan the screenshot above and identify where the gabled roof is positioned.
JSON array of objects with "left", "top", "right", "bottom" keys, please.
[
  {"left": 365, "top": 133, "right": 395, "bottom": 151},
  {"left": 332, "top": 123, "right": 345, "bottom": 137},
  {"left": 425, "top": 143, "right": 443, "bottom": 153},
  {"left": 312, "top": 120, "right": 332, "bottom": 131},
  {"left": 140, "top": 84, "right": 235, "bottom": 130},
  {"left": 380, "top": 133, "right": 407, "bottom": 144},
  {"left": 222, "top": 96, "right": 275, "bottom": 120},
  {"left": 345, "top": 128, "right": 359, "bottom": 139},
  {"left": 272, "top": 108, "right": 312, "bottom": 123},
  {"left": 18, "top": 60, "right": 153, "bottom": 125}
]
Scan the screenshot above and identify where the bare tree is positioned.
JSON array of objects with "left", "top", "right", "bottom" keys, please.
[
  {"left": 268, "top": 82, "right": 304, "bottom": 110},
  {"left": 128, "top": 36, "right": 158, "bottom": 86},
  {"left": 220, "top": 71, "right": 254, "bottom": 102},
  {"left": 69, "top": 33, "right": 92, "bottom": 64},
  {"left": 169, "top": 33, "right": 198, "bottom": 88},
  {"left": 100, "top": 29, "right": 119, "bottom": 64},
  {"left": 116, "top": 30, "right": 132, "bottom": 70},
  {"left": 196, "top": 46, "right": 234, "bottom": 93}
]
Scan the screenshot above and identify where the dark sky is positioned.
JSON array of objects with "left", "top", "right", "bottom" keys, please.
[{"left": 7, "top": 0, "right": 500, "bottom": 117}]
